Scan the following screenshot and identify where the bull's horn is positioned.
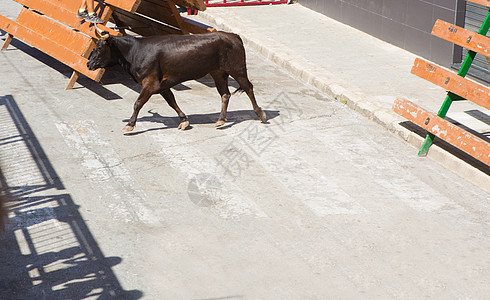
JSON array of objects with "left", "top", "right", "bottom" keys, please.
[{"left": 94, "top": 24, "right": 110, "bottom": 40}]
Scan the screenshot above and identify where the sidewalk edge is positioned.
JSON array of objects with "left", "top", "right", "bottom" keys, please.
[{"left": 198, "top": 9, "right": 490, "bottom": 192}]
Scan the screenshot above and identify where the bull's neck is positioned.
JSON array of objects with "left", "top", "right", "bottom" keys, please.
[{"left": 112, "top": 36, "right": 136, "bottom": 70}]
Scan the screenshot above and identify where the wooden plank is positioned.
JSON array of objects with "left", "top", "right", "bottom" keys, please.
[
  {"left": 466, "top": 0, "right": 490, "bottom": 7},
  {"left": 136, "top": 0, "right": 179, "bottom": 28},
  {"left": 137, "top": 0, "right": 212, "bottom": 34},
  {"left": 174, "top": 0, "right": 206, "bottom": 11},
  {"left": 432, "top": 19, "right": 490, "bottom": 58},
  {"left": 182, "top": 17, "right": 215, "bottom": 34},
  {"left": 167, "top": 0, "right": 188, "bottom": 34},
  {"left": 13, "top": 0, "right": 120, "bottom": 38},
  {"left": 65, "top": 38, "right": 97, "bottom": 89},
  {"left": 105, "top": 0, "right": 142, "bottom": 13},
  {"left": 111, "top": 8, "right": 182, "bottom": 35},
  {"left": 23, "top": 0, "right": 142, "bottom": 13},
  {"left": 16, "top": 8, "right": 93, "bottom": 55},
  {"left": 393, "top": 98, "right": 490, "bottom": 165},
  {"left": 14, "top": 0, "right": 108, "bottom": 20},
  {"left": 411, "top": 58, "right": 490, "bottom": 110},
  {"left": 66, "top": 71, "right": 80, "bottom": 90},
  {"left": 0, "top": 15, "right": 104, "bottom": 81},
  {"left": 17, "top": 0, "right": 102, "bottom": 11},
  {"left": 1, "top": 34, "right": 13, "bottom": 50}
]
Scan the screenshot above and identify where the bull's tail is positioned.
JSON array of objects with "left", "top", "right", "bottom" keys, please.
[{"left": 232, "top": 87, "right": 245, "bottom": 95}]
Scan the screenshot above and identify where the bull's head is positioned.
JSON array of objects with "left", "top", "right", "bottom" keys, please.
[{"left": 87, "top": 27, "right": 118, "bottom": 70}]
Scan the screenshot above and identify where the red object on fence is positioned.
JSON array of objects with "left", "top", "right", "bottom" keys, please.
[{"left": 204, "top": 0, "right": 288, "bottom": 7}]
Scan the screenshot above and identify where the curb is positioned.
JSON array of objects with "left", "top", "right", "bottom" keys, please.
[{"left": 197, "top": 8, "right": 490, "bottom": 192}]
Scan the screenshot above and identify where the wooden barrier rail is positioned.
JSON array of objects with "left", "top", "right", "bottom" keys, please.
[
  {"left": 0, "top": 0, "right": 211, "bottom": 89},
  {"left": 393, "top": 98, "right": 490, "bottom": 165},
  {"left": 11, "top": 0, "right": 119, "bottom": 37},
  {"left": 392, "top": 0, "right": 490, "bottom": 165},
  {"left": 467, "top": 0, "right": 490, "bottom": 7},
  {"left": 411, "top": 58, "right": 490, "bottom": 110},
  {"left": 432, "top": 20, "right": 490, "bottom": 58},
  {"left": 0, "top": 13, "right": 104, "bottom": 81}
]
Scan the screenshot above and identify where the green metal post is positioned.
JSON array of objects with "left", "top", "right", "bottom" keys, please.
[{"left": 418, "top": 8, "right": 490, "bottom": 156}]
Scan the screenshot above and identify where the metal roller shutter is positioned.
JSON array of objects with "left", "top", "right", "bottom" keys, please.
[{"left": 464, "top": 2, "right": 490, "bottom": 81}]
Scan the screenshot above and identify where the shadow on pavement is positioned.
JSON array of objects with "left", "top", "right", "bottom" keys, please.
[
  {"left": 399, "top": 120, "right": 490, "bottom": 176},
  {"left": 0, "top": 95, "right": 142, "bottom": 299},
  {"left": 122, "top": 109, "right": 280, "bottom": 135}
]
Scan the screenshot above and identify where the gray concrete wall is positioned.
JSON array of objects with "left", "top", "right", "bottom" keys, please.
[{"left": 299, "top": 0, "right": 466, "bottom": 68}]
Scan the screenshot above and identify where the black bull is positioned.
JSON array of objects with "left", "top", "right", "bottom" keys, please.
[{"left": 87, "top": 31, "right": 267, "bottom": 132}]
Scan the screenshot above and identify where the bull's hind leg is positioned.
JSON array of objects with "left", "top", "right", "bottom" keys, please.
[
  {"left": 232, "top": 75, "right": 267, "bottom": 122},
  {"left": 161, "top": 89, "right": 189, "bottom": 130},
  {"left": 211, "top": 71, "right": 231, "bottom": 127}
]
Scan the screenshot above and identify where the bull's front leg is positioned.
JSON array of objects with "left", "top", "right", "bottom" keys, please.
[{"left": 123, "top": 87, "right": 153, "bottom": 132}]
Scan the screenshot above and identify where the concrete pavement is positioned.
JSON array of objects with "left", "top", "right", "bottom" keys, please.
[
  {"left": 0, "top": 1, "right": 489, "bottom": 299},
  {"left": 191, "top": 3, "right": 490, "bottom": 191}
]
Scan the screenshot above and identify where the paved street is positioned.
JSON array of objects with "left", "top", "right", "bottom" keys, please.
[{"left": 0, "top": 5, "right": 489, "bottom": 300}]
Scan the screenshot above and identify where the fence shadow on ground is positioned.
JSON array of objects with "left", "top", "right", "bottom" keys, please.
[
  {"left": 399, "top": 119, "right": 490, "bottom": 176},
  {"left": 0, "top": 95, "right": 142, "bottom": 299}
]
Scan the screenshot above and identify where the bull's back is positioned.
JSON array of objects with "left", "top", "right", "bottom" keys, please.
[
  {"left": 141, "top": 31, "right": 242, "bottom": 48},
  {"left": 132, "top": 32, "right": 246, "bottom": 81},
  {"left": 144, "top": 32, "right": 244, "bottom": 64}
]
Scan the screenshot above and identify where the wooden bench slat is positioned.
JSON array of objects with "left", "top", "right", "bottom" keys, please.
[
  {"left": 0, "top": 15, "right": 104, "bottom": 81},
  {"left": 13, "top": 0, "right": 119, "bottom": 38},
  {"left": 393, "top": 98, "right": 490, "bottom": 164},
  {"left": 432, "top": 20, "right": 490, "bottom": 58},
  {"left": 173, "top": 0, "right": 206, "bottom": 11},
  {"left": 15, "top": 0, "right": 141, "bottom": 14},
  {"left": 105, "top": 0, "right": 141, "bottom": 13},
  {"left": 14, "top": 0, "right": 110, "bottom": 21},
  {"left": 136, "top": 0, "right": 180, "bottom": 28},
  {"left": 16, "top": 0, "right": 81, "bottom": 11},
  {"left": 182, "top": 17, "right": 214, "bottom": 34},
  {"left": 111, "top": 8, "right": 182, "bottom": 35},
  {"left": 139, "top": 0, "right": 210, "bottom": 34},
  {"left": 466, "top": 0, "right": 490, "bottom": 7},
  {"left": 166, "top": 0, "right": 189, "bottom": 34},
  {"left": 16, "top": 8, "right": 93, "bottom": 56},
  {"left": 411, "top": 58, "right": 490, "bottom": 110}
]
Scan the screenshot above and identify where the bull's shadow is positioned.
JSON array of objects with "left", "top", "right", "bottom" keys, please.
[{"left": 122, "top": 109, "right": 280, "bottom": 135}]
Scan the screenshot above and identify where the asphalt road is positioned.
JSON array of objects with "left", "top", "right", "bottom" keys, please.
[{"left": 0, "top": 26, "right": 489, "bottom": 299}]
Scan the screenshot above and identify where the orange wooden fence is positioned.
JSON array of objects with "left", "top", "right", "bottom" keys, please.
[
  {"left": 393, "top": 98, "right": 490, "bottom": 165},
  {"left": 0, "top": 0, "right": 211, "bottom": 89},
  {"left": 392, "top": 0, "right": 490, "bottom": 165}
]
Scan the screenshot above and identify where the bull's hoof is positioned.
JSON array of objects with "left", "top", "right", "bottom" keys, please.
[
  {"left": 122, "top": 125, "right": 135, "bottom": 132},
  {"left": 178, "top": 120, "right": 190, "bottom": 130},
  {"left": 255, "top": 108, "right": 267, "bottom": 121},
  {"left": 215, "top": 119, "right": 226, "bottom": 127}
]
